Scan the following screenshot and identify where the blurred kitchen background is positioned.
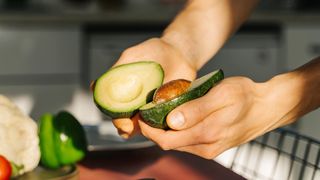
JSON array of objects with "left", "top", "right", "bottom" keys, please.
[{"left": 0, "top": 0, "right": 319, "bottom": 140}]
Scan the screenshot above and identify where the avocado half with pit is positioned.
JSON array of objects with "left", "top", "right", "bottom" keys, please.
[
  {"left": 93, "top": 61, "right": 164, "bottom": 118},
  {"left": 139, "top": 69, "right": 224, "bottom": 129}
]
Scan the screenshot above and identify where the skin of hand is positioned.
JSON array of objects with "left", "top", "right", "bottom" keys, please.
[
  {"left": 112, "top": 38, "right": 197, "bottom": 138},
  {"left": 138, "top": 58, "right": 320, "bottom": 159},
  {"left": 108, "top": 0, "right": 320, "bottom": 159},
  {"left": 112, "top": 0, "right": 259, "bottom": 139}
]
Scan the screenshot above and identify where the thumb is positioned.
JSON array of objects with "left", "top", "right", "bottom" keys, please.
[{"left": 166, "top": 92, "right": 223, "bottom": 130}]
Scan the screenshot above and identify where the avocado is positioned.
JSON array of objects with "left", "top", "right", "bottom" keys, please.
[
  {"left": 139, "top": 69, "right": 224, "bottom": 129},
  {"left": 93, "top": 61, "right": 164, "bottom": 118}
]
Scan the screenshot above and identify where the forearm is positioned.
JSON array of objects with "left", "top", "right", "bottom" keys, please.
[
  {"left": 265, "top": 57, "right": 320, "bottom": 129},
  {"left": 161, "top": 0, "right": 259, "bottom": 70}
]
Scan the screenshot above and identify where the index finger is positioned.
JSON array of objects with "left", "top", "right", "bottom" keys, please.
[{"left": 138, "top": 109, "right": 227, "bottom": 150}]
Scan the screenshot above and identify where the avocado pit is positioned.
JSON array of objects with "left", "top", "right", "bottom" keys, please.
[
  {"left": 153, "top": 79, "right": 191, "bottom": 104},
  {"left": 139, "top": 69, "right": 224, "bottom": 129}
]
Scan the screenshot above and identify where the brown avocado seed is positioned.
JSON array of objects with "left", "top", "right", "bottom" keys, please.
[{"left": 153, "top": 79, "right": 191, "bottom": 104}]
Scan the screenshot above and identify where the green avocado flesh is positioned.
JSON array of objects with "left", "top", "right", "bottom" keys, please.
[
  {"left": 93, "top": 61, "right": 164, "bottom": 118},
  {"left": 139, "top": 69, "right": 224, "bottom": 129}
]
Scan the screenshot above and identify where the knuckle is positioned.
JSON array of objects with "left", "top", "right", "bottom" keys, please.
[
  {"left": 233, "top": 76, "right": 250, "bottom": 82},
  {"left": 239, "top": 76, "right": 254, "bottom": 84},
  {"left": 121, "top": 48, "right": 133, "bottom": 57},
  {"left": 181, "top": 107, "right": 201, "bottom": 126},
  {"left": 192, "top": 104, "right": 203, "bottom": 116},
  {"left": 120, "top": 46, "right": 138, "bottom": 58},
  {"left": 210, "top": 84, "right": 233, "bottom": 99},
  {"left": 147, "top": 37, "right": 161, "bottom": 43}
]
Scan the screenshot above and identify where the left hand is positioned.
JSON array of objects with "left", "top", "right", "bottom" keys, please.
[
  {"left": 138, "top": 76, "right": 295, "bottom": 159},
  {"left": 111, "top": 38, "right": 197, "bottom": 138}
]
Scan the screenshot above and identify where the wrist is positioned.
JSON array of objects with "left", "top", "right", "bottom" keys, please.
[
  {"left": 262, "top": 69, "right": 316, "bottom": 128},
  {"left": 160, "top": 37, "right": 198, "bottom": 72},
  {"left": 295, "top": 58, "right": 320, "bottom": 110}
]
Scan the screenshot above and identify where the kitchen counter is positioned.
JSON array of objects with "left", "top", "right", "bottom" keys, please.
[{"left": 78, "top": 146, "right": 245, "bottom": 180}]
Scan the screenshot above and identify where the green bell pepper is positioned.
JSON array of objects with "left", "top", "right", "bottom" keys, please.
[{"left": 39, "top": 111, "right": 87, "bottom": 169}]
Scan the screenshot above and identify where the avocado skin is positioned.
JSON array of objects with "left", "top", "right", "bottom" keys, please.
[
  {"left": 140, "top": 69, "right": 224, "bottom": 129},
  {"left": 93, "top": 86, "right": 158, "bottom": 119},
  {"left": 94, "top": 98, "right": 138, "bottom": 118}
]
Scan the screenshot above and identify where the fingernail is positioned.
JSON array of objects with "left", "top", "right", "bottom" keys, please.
[{"left": 169, "top": 111, "right": 185, "bottom": 129}]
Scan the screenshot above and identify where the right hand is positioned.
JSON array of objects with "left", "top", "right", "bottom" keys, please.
[{"left": 111, "top": 38, "right": 197, "bottom": 138}]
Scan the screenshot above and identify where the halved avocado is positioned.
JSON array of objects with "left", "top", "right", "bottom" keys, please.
[
  {"left": 139, "top": 69, "right": 224, "bottom": 129},
  {"left": 93, "top": 61, "right": 164, "bottom": 118}
]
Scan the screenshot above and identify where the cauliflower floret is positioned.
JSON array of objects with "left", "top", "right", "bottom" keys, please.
[{"left": 0, "top": 95, "right": 40, "bottom": 174}]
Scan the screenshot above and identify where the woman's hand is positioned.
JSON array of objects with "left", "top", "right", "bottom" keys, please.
[
  {"left": 109, "top": 0, "right": 260, "bottom": 140},
  {"left": 138, "top": 75, "right": 303, "bottom": 159},
  {"left": 111, "top": 38, "right": 197, "bottom": 138}
]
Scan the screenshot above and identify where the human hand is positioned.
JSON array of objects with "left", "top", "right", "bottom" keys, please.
[
  {"left": 111, "top": 38, "right": 197, "bottom": 138},
  {"left": 138, "top": 76, "right": 297, "bottom": 159}
]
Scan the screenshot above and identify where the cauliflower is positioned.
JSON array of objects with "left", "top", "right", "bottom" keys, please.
[{"left": 0, "top": 95, "right": 40, "bottom": 174}]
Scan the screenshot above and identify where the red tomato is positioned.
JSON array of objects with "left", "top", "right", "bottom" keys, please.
[{"left": 0, "top": 155, "right": 11, "bottom": 180}]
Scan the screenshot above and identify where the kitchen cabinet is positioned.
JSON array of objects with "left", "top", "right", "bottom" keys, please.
[
  {"left": 199, "top": 34, "right": 280, "bottom": 82},
  {"left": 0, "top": 25, "right": 81, "bottom": 76},
  {"left": 0, "top": 24, "right": 86, "bottom": 122},
  {"left": 284, "top": 24, "right": 320, "bottom": 70}
]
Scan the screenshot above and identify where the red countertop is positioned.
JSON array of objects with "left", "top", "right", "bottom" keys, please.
[{"left": 78, "top": 146, "right": 245, "bottom": 180}]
